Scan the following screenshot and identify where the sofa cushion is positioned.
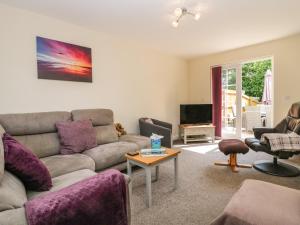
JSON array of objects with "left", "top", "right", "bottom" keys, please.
[
  {"left": 56, "top": 120, "right": 97, "bottom": 154},
  {"left": 27, "top": 169, "right": 96, "bottom": 200},
  {"left": 94, "top": 125, "right": 118, "bottom": 145},
  {"left": 0, "top": 125, "right": 5, "bottom": 182},
  {"left": 119, "top": 134, "right": 151, "bottom": 149},
  {"left": 0, "top": 208, "right": 28, "bottom": 225},
  {"left": 0, "top": 111, "right": 71, "bottom": 136},
  {"left": 14, "top": 133, "right": 61, "bottom": 158},
  {"left": 72, "top": 109, "right": 114, "bottom": 126},
  {"left": 110, "top": 162, "right": 128, "bottom": 171},
  {"left": 3, "top": 134, "right": 52, "bottom": 191},
  {"left": 41, "top": 154, "right": 95, "bottom": 178},
  {"left": 0, "top": 171, "right": 27, "bottom": 212},
  {"left": 83, "top": 142, "right": 139, "bottom": 171}
]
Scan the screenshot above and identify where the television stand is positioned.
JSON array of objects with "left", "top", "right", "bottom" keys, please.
[{"left": 179, "top": 124, "right": 215, "bottom": 144}]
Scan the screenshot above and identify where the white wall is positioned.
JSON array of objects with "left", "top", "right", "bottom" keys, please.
[
  {"left": 189, "top": 34, "right": 300, "bottom": 125},
  {"left": 3, "top": 2, "right": 300, "bottom": 136},
  {"left": 0, "top": 4, "right": 188, "bottom": 135}
]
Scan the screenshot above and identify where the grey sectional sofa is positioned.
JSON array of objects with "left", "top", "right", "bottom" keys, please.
[{"left": 0, "top": 109, "right": 150, "bottom": 225}]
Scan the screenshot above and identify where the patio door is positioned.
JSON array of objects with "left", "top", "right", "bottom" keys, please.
[
  {"left": 220, "top": 58, "right": 273, "bottom": 139},
  {"left": 221, "top": 65, "right": 242, "bottom": 138}
]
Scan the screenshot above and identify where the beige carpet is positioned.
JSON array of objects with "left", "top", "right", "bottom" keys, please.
[{"left": 130, "top": 142, "right": 300, "bottom": 225}]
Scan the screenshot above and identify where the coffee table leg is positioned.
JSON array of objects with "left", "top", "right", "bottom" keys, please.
[
  {"left": 145, "top": 167, "right": 152, "bottom": 207},
  {"left": 154, "top": 166, "right": 159, "bottom": 182},
  {"left": 127, "top": 160, "right": 132, "bottom": 198},
  {"left": 174, "top": 156, "right": 178, "bottom": 190}
]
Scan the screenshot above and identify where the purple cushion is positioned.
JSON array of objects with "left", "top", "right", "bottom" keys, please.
[
  {"left": 3, "top": 133, "right": 52, "bottom": 191},
  {"left": 56, "top": 120, "right": 97, "bottom": 155}
]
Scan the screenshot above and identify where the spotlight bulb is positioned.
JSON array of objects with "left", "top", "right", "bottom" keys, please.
[
  {"left": 174, "top": 8, "right": 182, "bottom": 17},
  {"left": 194, "top": 13, "right": 201, "bottom": 20},
  {"left": 172, "top": 21, "right": 179, "bottom": 28}
]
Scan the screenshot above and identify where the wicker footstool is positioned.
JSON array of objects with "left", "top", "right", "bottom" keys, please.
[{"left": 215, "top": 139, "right": 252, "bottom": 172}]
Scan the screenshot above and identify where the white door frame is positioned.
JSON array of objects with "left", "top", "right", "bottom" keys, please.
[
  {"left": 222, "top": 64, "right": 242, "bottom": 138},
  {"left": 211, "top": 56, "right": 274, "bottom": 139}
]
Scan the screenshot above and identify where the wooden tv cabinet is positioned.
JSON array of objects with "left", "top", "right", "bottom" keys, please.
[{"left": 179, "top": 124, "right": 215, "bottom": 144}]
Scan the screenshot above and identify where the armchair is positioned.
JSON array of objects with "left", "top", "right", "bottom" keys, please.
[
  {"left": 245, "top": 102, "right": 300, "bottom": 177},
  {"left": 139, "top": 118, "right": 172, "bottom": 148}
]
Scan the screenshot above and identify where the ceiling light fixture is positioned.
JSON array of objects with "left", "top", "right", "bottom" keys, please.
[{"left": 172, "top": 7, "right": 201, "bottom": 28}]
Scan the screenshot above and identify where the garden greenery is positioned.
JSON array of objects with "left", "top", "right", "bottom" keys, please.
[{"left": 242, "top": 60, "right": 272, "bottom": 101}]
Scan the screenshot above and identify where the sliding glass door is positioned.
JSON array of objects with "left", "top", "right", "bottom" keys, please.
[
  {"left": 221, "top": 65, "right": 242, "bottom": 138},
  {"left": 220, "top": 58, "right": 273, "bottom": 139},
  {"left": 241, "top": 59, "right": 273, "bottom": 135}
]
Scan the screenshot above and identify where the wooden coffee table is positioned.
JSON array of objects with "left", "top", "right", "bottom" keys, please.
[{"left": 126, "top": 148, "right": 181, "bottom": 207}]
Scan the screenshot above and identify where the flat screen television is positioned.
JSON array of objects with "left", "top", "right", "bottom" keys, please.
[{"left": 180, "top": 104, "right": 212, "bottom": 124}]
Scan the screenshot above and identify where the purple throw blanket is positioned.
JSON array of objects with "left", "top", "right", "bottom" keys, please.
[{"left": 25, "top": 169, "right": 128, "bottom": 225}]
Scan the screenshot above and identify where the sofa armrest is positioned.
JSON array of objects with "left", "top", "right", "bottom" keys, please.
[
  {"left": 123, "top": 174, "right": 131, "bottom": 225},
  {"left": 139, "top": 120, "right": 170, "bottom": 136},
  {"left": 274, "top": 119, "right": 288, "bottom": 132},
  {"left": 151, "top": 119, "right": 172, "bottom": 130},
  {"left": 254, "top": 119, "right": 289, "bottom": 139},
  {"left": 293, "top": 123, "right": 300, "bottom": 134},
  {"left": 253, "top": 127, "right": 276, "bottom": 139}
]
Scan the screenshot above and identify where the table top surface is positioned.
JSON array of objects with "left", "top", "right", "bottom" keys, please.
[{"left": 126, "top": 148, "right": 181, "bottom": 166}]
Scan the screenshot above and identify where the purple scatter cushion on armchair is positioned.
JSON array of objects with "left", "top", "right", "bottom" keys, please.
[
  {"left": 25, "top": 169, "right": 128, "bottom": 225},
  {"left": 56, "top": 119, "right": 97, "bottom": 155},
  {"left": 3, "top": 133, "right": 52, "bottom": 191}
]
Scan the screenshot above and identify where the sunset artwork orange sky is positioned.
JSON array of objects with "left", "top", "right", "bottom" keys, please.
[{"left": 36, "top": 36, "right": 92, "bottom": 82}]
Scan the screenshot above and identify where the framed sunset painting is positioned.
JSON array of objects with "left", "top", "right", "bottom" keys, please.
[{"left": 36, "top": 36, "right": 92, "bottom": 82}]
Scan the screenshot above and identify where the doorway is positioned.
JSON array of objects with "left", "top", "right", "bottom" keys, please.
[
  {"left": 221, "top": 58, "right": 273, "bottom": 138},
  {"left": 222, "top": 66, "right": 239, "bottom": 138}
]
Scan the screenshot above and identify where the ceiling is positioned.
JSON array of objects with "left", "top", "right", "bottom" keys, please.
[{"left": 1, "top": 0, "right": 300, "bottom": 58}]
